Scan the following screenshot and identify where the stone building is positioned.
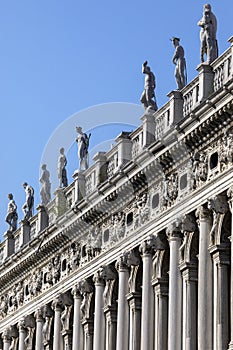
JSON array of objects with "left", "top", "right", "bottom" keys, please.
[{"left": 1, "top": 35, "right": 233, "bottom": 350}]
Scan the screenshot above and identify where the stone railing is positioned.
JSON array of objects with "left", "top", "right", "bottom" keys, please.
[
  {"left": 155, "top": 102, "right": 171, "bottom": 141},
  {"left": 85, "top": 167, "right": 97, "bottom": 196},
  {"left": 131, "top": 126, "right": 143, "bottom": 158},
  {"left": 182, "top": 77, "right": 199, "bottom": 118},
  {"left": 212, "top": 47, "right": 232, "bottom": 92}
]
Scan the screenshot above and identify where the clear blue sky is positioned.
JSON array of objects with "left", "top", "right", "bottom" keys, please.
[{"left": 0, "top": 0, "right": 232, "bottom": 238}]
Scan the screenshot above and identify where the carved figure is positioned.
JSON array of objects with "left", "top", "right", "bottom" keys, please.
[
  {"left": 171, "top": 37, "right": 187, "bottom": 90},
  {"left": 0, "top": 295, "right": 8, "bottom": 318},
  {"left": 40, "top": 164, "right": 51, "bottom": 206},
  {"left": 198, "top": 4, "right": 218, "bottom": 63},
  {"left": 75, "top": 126, "right": 91, "bottom": 170},
  {"left": 140, "top": 61, "right": 158, "bottom": 111},
  {"left": 5, "top": 193, "right": 18, "bottom": 231},
  {"left": 22, "top": 182, "right": 34, "bottom": 220},
  {"left": 192, "top": 152, "right": 208, "bottom": 187},
  {"left": 42, "top": 316, "right": 53, "bottom": 345},
  {"left": 164, "top": 173, "right": 178, "bottom": 206},
  {"left": 58, "top": 147, "right": 68, "bottom": 187},
  {"left": 53, "top": 255, "right": 61, "bottom": 283},
  {"left": 61, "top": 305, "right": 72, "bottom": 331},
  {"left": 16, "top": 282, "right": 24, "bottom": 306}
]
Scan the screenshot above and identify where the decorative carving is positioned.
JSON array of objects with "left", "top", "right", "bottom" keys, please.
[
  {"left": 208, "top": 194, "right": 229, "bottom": 244},
  {"left": 69, "top": 242, "right": 81, "bottom": 271},
  {"left": 61, "top": 304, "right": 73, "bottom": 332},
  {"left": 115, "top": 252, "right": 129, "bottom": 270},
  {"left": 24, "top": 315, "right": 35, "bottom": 350},
  {"left": 139, "top": 235, "right": 156, "bottom": 255},
  {"left": 0, "top": 295, "right": 8, "bottom": 319},
  {"left": 42, "top": 306, "right": 53, "bottom": 346},
  {"left": 53, "top": 255, "right": 61, "bottom": 284},
  {"left": 166, "top": 219, "right": 182, "bottom": 239},
  {"left": 111, "top": 212, "right": 125, "bottom": 242},
  {"left": 79, "top": 279, "right": 94, "bottom": 319},
  {"left": 30, "top": 270, "right": 43, "bottom": 296},
  {"left": 16, "top": 281, "right": 24, "bottom": 307},
  {"left": 164, "top": 173, "right": 178, "bottom": 206},
  {"left": 52, "top": 294, "right": 63, "bottom": 311},
  {"left": 192, "top": 152, "right": 208, "bottom": 188},
  {"left": 102, "top": 265, "right": 117, "bottom": 307},
  {"left": 179, "top": 214, "right": 197, "bottom": 262}
]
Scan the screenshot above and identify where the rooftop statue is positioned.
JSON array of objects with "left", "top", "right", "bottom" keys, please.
[
  {"left": 171, "top": 37, "right": 187, "bottom": 90},
  {"left": 75, "top": 126, "right": 91, "bottom": 171},
  {"left": 140, "top": 60, "right": 158, "bottom": 111},
  {"left": 5, "top": 193, "right": 18, "bottom": 231},
  {"left": 58, "top": 147, "right": 68, "bottom": 188},
  {"left": 198, "top": 3, "right": 218, "bottom": 64},
  {"left": 40, "top": 164, "right": 51, "bottom": 206},
  {"left": 22, "top": 182, "right": 34, "bottom": 220}
]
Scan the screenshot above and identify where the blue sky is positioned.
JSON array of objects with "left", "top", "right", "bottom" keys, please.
[{"left": 0, "top": 0, "right": 232, "bottom": 237}]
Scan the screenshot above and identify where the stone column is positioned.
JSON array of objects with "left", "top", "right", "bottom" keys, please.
[
  {"left": 228, "top": 186, "right": 233, "bottom": 350},
  {"left": 18, "top": 320, "right": 27, "bottom": 350},
  {"left": 196, "top": 205, "right": 213, "bottom": 350},
  {"left": 196, "top": 63, "right": 214, "bottom": 102},
  {"left": 93, "top": 269, "right": 105, "bottom": 350},
  {"left": 115, "top": 254, "right": 130, "bottom": 350},
  {"left": 2, "top": 328, "right": 11, "bottom": 350},
  {"left": 36, "top": 204, "right": 48, "bottom": 233},
  {"left": 4, "top": 231, "right": 15, "bottom": 258},
  {"left": 52, "top": 295, "right": 63, "bottom": 350},
  {"left": 139, "top": 238, "right": 154, "bottom": 350},
  {"left": 167, "top": 223, "right": 182, "bottom": 350},
  {"left": 72, "top": 284, "right": 83, "bottom": 350},
  {"left": 20, "top": 220, "right": 31, "bottom": 247},
  {"left": 153, "top": 279, "right": 168, "bottom": 350},
  {"left": 35, "top": 308, "right": 44, "bottom": 350},
  {"left": 180, "top": 265, "right": 198, "bottom": 350},
  {"left": 141, "top": 113, "right": 156, "bottom": 147}
]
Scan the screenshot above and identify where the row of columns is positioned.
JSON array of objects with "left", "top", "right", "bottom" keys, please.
[{"left": 2, "top": 190, "right": 233, "bottom": 350}]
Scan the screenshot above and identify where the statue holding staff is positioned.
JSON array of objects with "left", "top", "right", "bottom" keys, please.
[{"left": 75, "top": 126, "right": 91, "bottom": 171}]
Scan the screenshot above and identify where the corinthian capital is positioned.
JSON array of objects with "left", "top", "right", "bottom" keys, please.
[
  {"left": 71, "top": 283, "right": 82, "bottom": 298},
  {"left": 139, "top": 235, "right": 156, "bottom": 255},
  {"left": 115, "top": 253, "right": 130, "bottom": 271},
  {"left": 2, "top": 327, "right": 11, "bottom": 342},
  {"left": 195, "top": 205, "right": 211, "bottom": 223},
  {"left": 52, "top": 295, "right": 63, "bottom": 311},
  {"left": 93, "top": 268, "right": 105, "bottom": 285},
  {"left": 208, "top": 193, "right": 228, "bottom": 214},
  {"left": 34, "top": 307, "right": 44, "bottom": 322}
]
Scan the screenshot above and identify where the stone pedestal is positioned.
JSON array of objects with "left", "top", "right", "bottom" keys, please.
[
  {"left": 167, "top": 90, "right": 183, "bottom": 124},
  {"left": 4, "top": 231, "right": 15, "bottom": 258},
  {"left": 115, "top": 132, "right": 132, "bottom": 168},
  {"left": 54, "top": 188, "right": 68, "bottom": 217},
  {"left": 196, "top": 63, "right": 214, "bottom": 102},
  {"left": 141, "top": 113, "right": 156, "bottom": 147},
  {"left": 20, "top": 220, "right": 31, "bottom": 247},
  {"left": 73, "top": 170, "right": 85, "bottom": 203},
  {"left": 36, "top": 204, "right": 48, "bottom": 232},
  {"left": 92, "top": 152, "right": 107, "bottom": 185}
]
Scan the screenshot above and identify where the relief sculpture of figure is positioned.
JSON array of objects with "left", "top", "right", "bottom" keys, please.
[
  {"left": 75, "top": 126, "right": 91, "bottom": 171},
  {"left": 40, "top": 164, "right": 51, "bottom": 206},
  {"left": 198, "top": 4, "right": 218, "bottom": 64},
  {"left": 5, "top": 193, "right": 18, "bottom": 231},
  {"left": 22, "top": 182, "right": 34, "bottom": 220},
  {"left": 171, "top": 37, "right": 187, "bottom": 90},
  {"left": 140, "top": 60, "right": 158, "bottom": 111},
  {"left": 58, "top": 147, "right": 68, "bottom": 188}
]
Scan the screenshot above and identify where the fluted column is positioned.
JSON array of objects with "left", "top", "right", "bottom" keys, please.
[
  {"left": 72, "top": 284, "right": 84, "bottom": 350},
  {"left": 139, "top": 238, "right": 154, "bottom": 350},
  {"left": 2, "top": 328, "right": 11, "bottom": 350},
  {"left": 167, "top": 223, "right": 182, "bottom": 350},
  {"left": 52, "top": 295, "right": 63, "bottom": 350},
  {"left": 196, "top": 205, "right": 213, "bottom": 350},
  {"left": 18, "top": 320, "right": 27, "bottom": 350},
  {"left": 35, "top": 308, "right": 44, "bottom": 350},
  {"left": 116, "top": 254, "right": 130, "bottom": 350},
  {"left": 93, "top": 269, "right": 105, "bottom": 350}
]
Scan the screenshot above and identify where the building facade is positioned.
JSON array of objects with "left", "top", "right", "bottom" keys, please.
[{"left": 1, "top": 36, "right": 233, "bottom": 350}]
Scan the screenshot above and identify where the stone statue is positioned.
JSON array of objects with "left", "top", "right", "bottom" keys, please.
[
  {"left": 75, "top": 126, "right": 91, "bottom": 170},
  {"left": 171, "top": 37, "right": 187, "bottom": 90},
  {"left": 198, "top": 4, "right": 218, "bottom": 64},
  {"left": 40, "top": 164, "right": 51, "bottom": 206},
  {"left": 5, "top": 193, "right": 18, "bottom": 231},
  {"left": 22, "top": 183, "right": 34, "bottom": 220},
  {"left": 140, "top": 61, "right": 158, "bottom": 111},
  {"left": 58, "top": 147, "right": 68, "bottom": 188}
]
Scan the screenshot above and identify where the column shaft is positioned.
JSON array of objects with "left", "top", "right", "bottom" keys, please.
[
  {"left": 140, "top": 253, "right": 154, "bottom": 350},
  {"left": 168, "top": 236, "right": 182, "bottom": 350},
  {"left": 72, "top": 293, "right": 83, "bottom": 350},
  {"left": 93, "top": 281, "right": 105, "bottom": 350},
  {"left": 197, "top": 208, "right": 213, "bottom": 350},
  {"left": 53, "top": 307, "right": 63, "bottom": 350},
  {"left": 116, "top": 266, "right": 129, "bottom": 350}
]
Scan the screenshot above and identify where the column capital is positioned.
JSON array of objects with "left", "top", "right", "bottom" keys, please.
[
  {"left": 52, "top": 295, "right": 63, "bottom": 312},
  {"left": 2, "top": 327, "right": 11, "bottom": 342},
  {"left": 34, "top": 307, "right": 44, "bottom": 322},
  {"left": 17, "top": 319, "right": 26, "bottom": 333},
  {"left": 72, "top": 283, "right": 82, "bottom": 298},
  {"left": 195, "top": 205, "right": 212, "bottom": 223},
  {"left": 93, "top": 268, "right": 105, "bottom": 285},
  {"left": 115, "top": 253, "right": 130, "bottom": 271},
  {"left": 166, "top": 221, "right": 182, "bottom": 241},
  {"left": 139, "top": 235, "right": 156, "bottom": 255},
  {"left": 227, "top": 186, "right": 233, "bottom": 212},
  {"left": 208, "top": 193, "right": 229, "bottom": 214}
]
